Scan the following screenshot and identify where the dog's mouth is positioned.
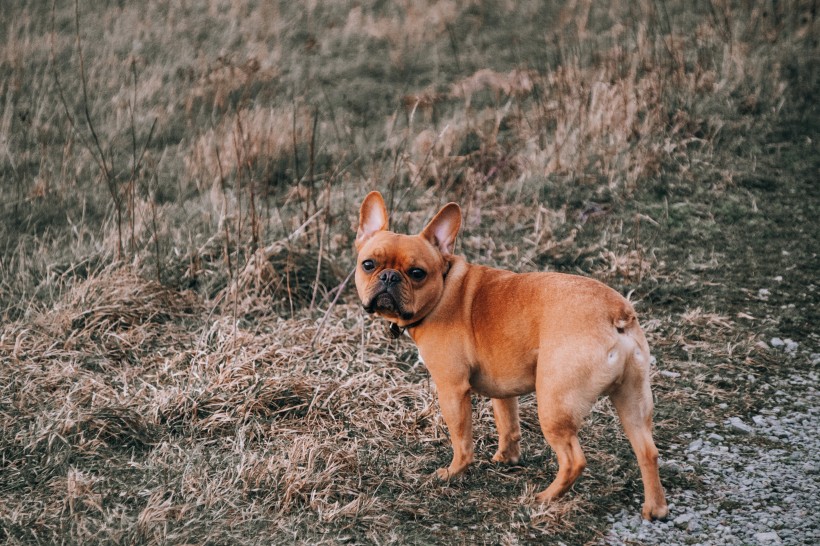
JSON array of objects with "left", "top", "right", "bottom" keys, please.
[
  {"left": 369, "top": 291, "right": 397, "bottom": 312},
  {"left": 364, "top": 291, "right": 414, "bottom": 321}
]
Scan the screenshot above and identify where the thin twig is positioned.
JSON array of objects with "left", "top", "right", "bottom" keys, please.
[
  {"left": 309, "top": 209, "right": 325, "bottom": 312},
  {"left": 214, "top": 146, "right": 233, "bottom": 279},
  {"left": 72, "top": 0, "right": 123, "bottom": 258},
  {"left": 310, "top": 266, "right": 355, "bottom": 349}
]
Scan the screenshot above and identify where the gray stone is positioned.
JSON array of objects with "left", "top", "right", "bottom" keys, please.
[
  {"left": 673, "top": 512, "right": 696, "bottom": 529},
  {"left": 727, "top": 417, "right": 754, "bottom": 434},
  {"left": 688, "top": 439, "right": 704, "bottom": 452},
  {"left": 753, "top": 531, "right": 781, "bottom": 544}
]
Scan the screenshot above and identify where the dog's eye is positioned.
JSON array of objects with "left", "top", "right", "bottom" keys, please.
[
  {"left": 361, "top": 259, "right": 376, "bottom": 272},
  {"left": 408, "top": 268, "right": 427, "bottom": 281}
]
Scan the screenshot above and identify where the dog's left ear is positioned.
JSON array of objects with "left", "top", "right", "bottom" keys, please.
[
  {"left": 421, "top": 202, "right": 461, "bottom": 256},
  {"left": 356, "top": 191, "right": 389, "bottom": 249}
]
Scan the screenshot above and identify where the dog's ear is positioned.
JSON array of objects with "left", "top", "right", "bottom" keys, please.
[
  {"left": 421, "top": 202, "right": 461, "bottom": 256},
  {"left": 356, "top": 191, "right": 389, "bottom": 248}
]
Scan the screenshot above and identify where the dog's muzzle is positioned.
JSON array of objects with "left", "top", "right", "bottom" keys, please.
[
  {"left": 367, "top": 290, "right": 399, "bottom": 313},
  {"left": 364, "top": 271, "right": 414, "bottom": 320},
  {"left": 378, "top": 269, "right": 402, "bottom": 288}
]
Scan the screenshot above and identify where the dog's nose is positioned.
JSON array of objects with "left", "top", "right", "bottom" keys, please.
[{"left": 379, "top": 269, "right": 401, "bottom": 287}]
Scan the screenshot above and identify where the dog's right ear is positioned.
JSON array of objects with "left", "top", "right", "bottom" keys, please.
[{"left": 356, "top": 191, "right": 389, "bottom": 249}]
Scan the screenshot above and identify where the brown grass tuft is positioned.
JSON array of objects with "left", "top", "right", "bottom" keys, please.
[{"left": 185, "top": 105, "right": 314, "bottom": 190}]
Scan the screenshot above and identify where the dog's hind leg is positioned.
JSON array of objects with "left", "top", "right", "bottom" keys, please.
[
  {"left": 491, "top": 397, "right": 521, "bottom": 464},
  {"left": 533, "top": 351, "right": 592, "bottom": 503},
  {"left": 533, "top": 406, "right": 587, "bottom": 503},
  {"left": 609, "top": 335, "right": 668, "bottom": 520}
]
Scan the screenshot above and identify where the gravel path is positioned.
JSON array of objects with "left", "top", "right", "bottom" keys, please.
[{"left": 602, "top": 344, "right": 820, "bottom": 546}]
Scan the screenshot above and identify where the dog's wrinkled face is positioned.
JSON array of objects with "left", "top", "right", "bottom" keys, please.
[
  {"left": 356, "top": 232, "right": 443, "bottom": 322},
  {"left": 354, "top": 192, "right": 461, "bottom": 327}
]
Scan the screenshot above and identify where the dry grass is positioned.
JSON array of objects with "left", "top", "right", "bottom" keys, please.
[
  {"left": 0, "top": 266, "right": 791, "bottom": 543},
  {"left": 0, "top": 0, "right": 816, "bottom": 543},
  {"left": 185, "top": 104, "right": 314, "bottom": 192}
]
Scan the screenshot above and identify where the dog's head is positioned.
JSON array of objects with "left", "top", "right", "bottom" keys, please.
[{"left": 354, "top": 191, "right": 461, "bottom": 327}]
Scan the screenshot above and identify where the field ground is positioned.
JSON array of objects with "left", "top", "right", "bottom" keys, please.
[{"left": 1, "top": 1, "right": 818, "bottom": 544}]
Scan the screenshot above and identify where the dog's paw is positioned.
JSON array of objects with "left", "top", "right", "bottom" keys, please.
[
  {"left": 534, "top": 490, "right": 556, "bottom": 504},
  {"left": 642, "top": 501, "right": 669, "bottom": 521},
  {"left": 491, "top": 448, "right": 520, "bottom": 465},
  {"left": 433, "top": 462, "right": 469, "bottom": 480},
  {"left": 434, "top": 467, "right": 451, "bottom": 480}
]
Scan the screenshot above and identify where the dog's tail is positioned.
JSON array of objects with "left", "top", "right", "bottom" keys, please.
[
  {"left": 612, "top": 300, "right": 652, "bottom": 369},
  {"left": 612, "top": 301, "right": 638, "bottom": 334}
]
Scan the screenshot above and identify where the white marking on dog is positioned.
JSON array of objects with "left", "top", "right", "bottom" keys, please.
[{"left": 608, "top": 351, "right": 618, "bottom": 365}]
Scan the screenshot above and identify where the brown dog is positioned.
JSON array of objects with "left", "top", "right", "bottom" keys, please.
[{"left": 354, "top": 191, "right": 668, "bottom": 520}]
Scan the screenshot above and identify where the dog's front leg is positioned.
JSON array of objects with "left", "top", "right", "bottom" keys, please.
[
  {"left": 434, "top": 385, "right": 473, "bottom": 479},
  {"left": 491, "top": 397, "right": 521, "bottom": 464}
]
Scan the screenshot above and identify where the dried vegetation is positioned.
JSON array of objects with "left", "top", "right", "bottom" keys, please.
[{"left": 0, "top": 0, "right": 816, "bottom": 543}]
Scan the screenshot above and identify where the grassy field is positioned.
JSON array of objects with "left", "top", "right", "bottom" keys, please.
[{"left": 1, "top": 1, "right": 817, "bottom": 544}]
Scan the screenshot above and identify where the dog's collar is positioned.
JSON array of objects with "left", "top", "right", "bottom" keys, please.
[
  {"left": 388, "top": 260, "right": 451, "bottom": 339},
  {"left": 388, "top": 319, "right": 423, "bottom": 339}
]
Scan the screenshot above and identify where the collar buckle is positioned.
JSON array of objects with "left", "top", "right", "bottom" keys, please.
[{"left": 389, "top": 323, "right": 403, "bottom": 338}]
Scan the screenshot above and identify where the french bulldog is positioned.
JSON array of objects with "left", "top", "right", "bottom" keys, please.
[{"left": 354, "top": 191, "right": 668, "bottom": 520}]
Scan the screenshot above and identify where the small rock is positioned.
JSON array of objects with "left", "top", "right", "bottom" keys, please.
[
  {"left": 660, "top": 370, "right": 681, "bottom": 378},
  {"left": 802, "top": 462, "right": 818, "bottom": 474},
  {"left": 688, "top": 439, "right": 704, "bottom": 452},
  {"left": 727, "top": 417, "right": 754, "bottom": 434},
  {"left": 784, "top": 339, "right": 798, "bottom": 353},
  {"left": 752, "top": 415, "right": 767, "bottom": 426},
  {"left": 708, "top": 433, "right": 725, "bottom": 442},
  {"left": 758, "top": 288, "right": 771, "bottom": 300},
  {"left": 773, "top": 428, "right": 790, "bottom": 438},
  {"left": 674, "top": 513, "right": 696, "bottom": 529},
  {"left": 754, "top": 531, "right": 782, "bottom": 544},
  {"left": 661, "top": 461, "right": 693, "bottom": 476},
  {"left": 770, "top": 337, "right": 785, "bottom": 348}
]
